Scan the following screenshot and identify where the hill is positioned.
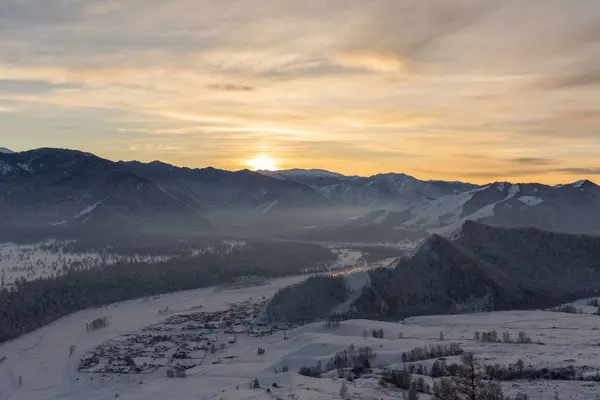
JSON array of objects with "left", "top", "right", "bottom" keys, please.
[{"left": 268, "top": 222, "right": 600, "bottom": 322}]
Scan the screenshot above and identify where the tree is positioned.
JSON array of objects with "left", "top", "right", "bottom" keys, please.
[
  {"left": 453, "top": 353, "right": 481, "bottom": 400},
  {"left": 252, "top": 377, "right": 260, "bottom": 389},
  {"left": 434, "top": 378, "right": 458, "bottom": 400},
  {"left": 339, "top": 382, "right": 348, "bottom": 399},
  {"left": 440, "top": 331, "right": 445, "bottom": 341},
  {"left": 408, "top": 382, "right": 419, "bottom": 400},
  {"left": 452, "top": 352, "right": 503, "bottom": 400},
  {"left": 515, "top": 359, "right": 525, "bottom": 375},
  {"left": 431, "top": 360, "right": 445, "bottom": 378},
  {"left": 474, "top": 331, "right": 481, "bottom": 341}
]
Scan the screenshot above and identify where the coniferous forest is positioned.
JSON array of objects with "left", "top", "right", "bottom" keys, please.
[{"left": 0, "top": 241, "right": 335, "bottom": 344}]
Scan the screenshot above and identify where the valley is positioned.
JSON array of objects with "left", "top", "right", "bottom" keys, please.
[{"left": 3, "top": 276, "right": 600, "bottom": 400}]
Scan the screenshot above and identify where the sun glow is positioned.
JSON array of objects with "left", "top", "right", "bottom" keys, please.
[{"left": 247, "top": 155, "right": 279, "bottom": 171}]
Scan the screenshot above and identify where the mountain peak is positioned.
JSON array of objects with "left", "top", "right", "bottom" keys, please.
[
  {"left": 571, "top": 179, "right": 597, "bottom": 189},
  {"left": 0, "top": 147, "right": 15, "bottom": 154}
]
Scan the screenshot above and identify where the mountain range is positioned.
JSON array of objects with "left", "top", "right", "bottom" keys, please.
[{"left": 1, "top": 147, "right": 598, "bottom": 239}]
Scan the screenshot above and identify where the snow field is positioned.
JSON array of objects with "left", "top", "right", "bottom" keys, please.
[{"left": 3, "top": 275, "right": 600, "bottom": 399}]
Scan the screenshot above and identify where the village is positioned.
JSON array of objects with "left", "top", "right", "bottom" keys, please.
[{"left": 78, "top": 298, "right": 292, "bottom": 378}]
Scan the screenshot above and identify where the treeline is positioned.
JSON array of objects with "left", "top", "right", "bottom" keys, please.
[
  {"left": 475, "top": 330, "right": 533, "bottom": 344},
  {"left": 381, "top": 353, "right": 510, "bottom": 400},
  {"left": 429, "top": 357, "right": 600, "bottom": 383},
  {"left": 0, "top": 226, "right": 232, "bottom": 257},
  {"left": 401, "top": 343, "right": 464, "bottom": 363},
  {"left": 264, "top": 275, "right": 349, "bottom": 324},
  {"left": 0, "top": 241, "right": 335, "bottom": 344},
  {"left": 299, "top": 343, "right": 376, "bottom": 377}
]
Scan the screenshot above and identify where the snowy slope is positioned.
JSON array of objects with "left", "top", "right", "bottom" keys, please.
[{"left": 0, "top": 147, "right": 14, "bottom": 154}]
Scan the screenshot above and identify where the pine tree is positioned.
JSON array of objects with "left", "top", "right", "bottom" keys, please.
[{"left": 408, "top": 381, "right": 419, "bottom": 400}]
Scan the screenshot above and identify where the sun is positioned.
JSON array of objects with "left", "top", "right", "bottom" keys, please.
[{"left": 247, "top": 155, "right": 279, "bottom": 171}]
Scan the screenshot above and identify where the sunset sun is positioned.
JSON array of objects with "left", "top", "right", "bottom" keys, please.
[{"left": 247, "top": 155, "right": 279, "bottom": 171}]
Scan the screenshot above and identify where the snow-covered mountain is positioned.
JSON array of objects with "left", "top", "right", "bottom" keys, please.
[
  {"left": 290, "top": 179, "right": 600, "bottom": 243},
  {"left": 360, "top": 180, "right": 600, "bottom": 236},
  {"left": 2, "top": 147, "right": 599, "bottom": 238},
  {"left": 0, "top": 148, "right": 331, "bottom": 233},
  {"left": 0, "top": 147, "right": 14, "bottom": 154},
  {"left": 263, "top": 169, "right": 476, "bottom": 206},
  {"left": 0, "top": 148, "right": 214, "bottom": 231}
]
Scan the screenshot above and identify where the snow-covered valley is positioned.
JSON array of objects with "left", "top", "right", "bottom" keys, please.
[{"left": 2, "top": 274, "right": 600, "bottom": 400}]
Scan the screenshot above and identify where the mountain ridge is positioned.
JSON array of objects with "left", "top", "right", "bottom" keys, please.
[{"left": 1, "top": 147, "right": 598, "bottom": 238}]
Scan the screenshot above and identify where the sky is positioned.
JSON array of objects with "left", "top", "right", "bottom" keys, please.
[{"left": 1, "top": 0, "right": 600, "bottom": 184}]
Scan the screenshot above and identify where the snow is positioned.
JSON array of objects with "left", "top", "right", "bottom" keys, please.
[
  {"left": 262, "top": 169, "right": 346, "bottom": 180},
  {"left": 0, "top": 275, "right": 306, "bottom": 400},
  {"left": 518, "top": 196, "right": 544, "bottom": 207},
  {"left": 4, "top": 287, "right": 600, "bottom": 400},
  {"left": 16, "top": 162, "right": 32, "bottom": 173},
  {"left": 572, "top": 180, "right": 587, "bottom": 188},
  {"left": 254, "top": 199, "right": 279, "bottom": 214},
  {"left": 74, "top": 200, "right": 104, "bottom": 219},
  {"left": 507, "top": 183, "right": 521, "bottom": 198},
  {"left": 0, "top": 147, "right": 14, "bottom": 154},
  {"left": 0, "top": 241, "right": 172, "bottom": 289},
  {"left": 328, "top": 248, "right": 365, "bottom": 271},
  {"left": 0, "top": 160, "right": 14, "bottom": 175},
  {"left": 330, "top": 270, "right": 371, "bottom": 314},
  {"left": 50, "top": 220, "right": 68, "bottom": 226},
  {"left": 433, "top": 184, "right": 521, "bottom": 236},
  {"left": 390, "top": 184, "right": 522, "bottom": 231}
]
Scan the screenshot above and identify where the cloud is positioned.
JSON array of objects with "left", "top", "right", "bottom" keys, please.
[
  {"left": 207, "top": 84, "right": 254, "bottom": 92},
  {"left": 1, "top": 0, "right": 600, "bottom": 183},
  {"left": 554, "top": 168, "right": 600, "bottom": 175},
  {"left": 514, "top": 157, "right": 556, "bottom": 166},
  {"left": 536, "top": 60, "right": 600, "bottom": 89},
  {"left": 331, "top": 51, "right": 407, "bottom": 73}
]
